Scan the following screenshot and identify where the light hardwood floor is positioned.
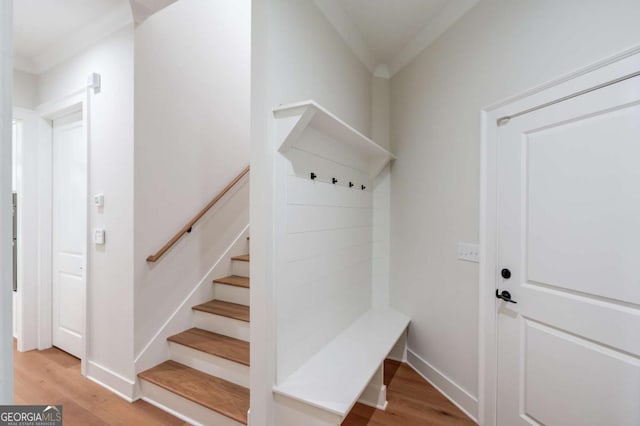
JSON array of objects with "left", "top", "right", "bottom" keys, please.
[
  {"left": 15, "top": 342, "right": 474, "bottom": 425},
  {"left": 13, "top": 341, "right": 186, "bottom": 425},
  {"left": 342, "top": 359, "right": 476, "bottom": 426}
]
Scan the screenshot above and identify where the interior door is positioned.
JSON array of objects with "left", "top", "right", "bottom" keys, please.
[
  {"left": 52, "top": 110, "right": 86, "bottom": 358},
  {"left": 496, "top": 74, "right": 640, "bottom": 425}
]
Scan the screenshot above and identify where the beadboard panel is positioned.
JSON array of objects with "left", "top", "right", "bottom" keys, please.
[{"left": 275, "top": 127, "right": 374, "bottom": 384}]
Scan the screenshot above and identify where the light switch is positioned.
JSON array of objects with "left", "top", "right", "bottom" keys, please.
[
  {"left": 458, "top": 242, "right": 479, "bottom": 263},
  {"left": 94, "top": 194, "right": 104, "bottom": 208},
  {"left": 94, "top": 228, "right": 105, "bottom": 245}
]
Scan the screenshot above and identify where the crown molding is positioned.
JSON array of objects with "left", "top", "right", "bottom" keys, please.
[
  {"left": 315, "top": 0, "right": 479, "bottom": 79},
  {"left": 388, "top": 0, "right": 479, "bottom": 77},
  {"left": 13, "top": 54, "right": 36, "bottom": 74}
]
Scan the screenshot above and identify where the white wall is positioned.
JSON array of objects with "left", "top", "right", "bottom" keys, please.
[
  {"left": 13, "top": 70, "right": 36, "bottom": 110},
  {"left": 250, "top": 0, "right": 373, "bottom": 423},
  {"left": 133, "top": 0, "right": 250, "bottom": 359},
  {"left": 389, "top": 0, "right": 640, "bottom": 419},
  {"left": 268, "top": 0, "right": 371, "bottom": 136},
  {"left": 37, "top": 25, "right": 135, "bottom": 385},
  {"left": 0, "top": 0, "right": 13, "bottom": 404},
  {"left": 371, "top": 76, "right": 391, "bottom": 309}
]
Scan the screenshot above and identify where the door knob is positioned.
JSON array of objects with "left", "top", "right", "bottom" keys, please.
[
  {"left": 496, "top": 289, "right": 517, "bottom": 303},
  {"left": 501, "top": 268, "right": 511, "bottom": 279}
]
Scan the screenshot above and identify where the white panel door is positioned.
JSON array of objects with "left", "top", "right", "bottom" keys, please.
[
  {"left": 496, "top": 75, "right": 640, "bottom": 425},
  {"left": 52, "top": 111, "right": 86, "bottom": 358}
]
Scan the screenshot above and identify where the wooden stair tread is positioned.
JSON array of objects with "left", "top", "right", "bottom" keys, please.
[
  {"left": 213, "top": 275, "right": 249, "bottom": 288},
  {"left": 193, "top": 300, "right": 250, "bottom": 322},
  {"left": 168, "top": 328, "right": 250, "bottom": 366},
  {"left": 231, "top": 254, "right": 250, "bottom": 262},
  {"left": 139, "top": 360, "right": 249, "bottom": 424}
]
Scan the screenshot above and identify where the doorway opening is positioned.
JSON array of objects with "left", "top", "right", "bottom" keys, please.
[{"left": 12, "top": 94, "right": 89, "bottom": 376}]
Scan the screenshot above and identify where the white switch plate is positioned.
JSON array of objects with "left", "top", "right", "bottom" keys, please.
[
  {"left": 458, "top": 242, "right": 479, "bottom": 263},
  {"left": 94, "top": 193, "right": 104, "bottom": 208},
  {"left": 94, "top": 228, "right": 105, "bottom": 245}
]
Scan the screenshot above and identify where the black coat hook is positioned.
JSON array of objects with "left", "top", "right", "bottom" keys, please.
[
  {"left": 349, "top": 182, "right": 354, "bottom": 188},
  {"left": 361, "top": 185, "right": 366, "bottom": 190},
  {"left": 332, "top": 177, "right": 338, "bottom": 184},
  {"left": 310, "top": 172, "right": 317, "bottom": 180}
]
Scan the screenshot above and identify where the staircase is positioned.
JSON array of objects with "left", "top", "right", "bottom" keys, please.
[{"left": 139, "top": 252, "right": 251, "bottom": 426}]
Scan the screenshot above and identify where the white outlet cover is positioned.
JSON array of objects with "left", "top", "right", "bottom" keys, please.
[{"left": 458, "top": 242, "right": 479, "bottom": 263}]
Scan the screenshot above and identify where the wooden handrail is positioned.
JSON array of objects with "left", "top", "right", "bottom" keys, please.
[{"left": 146, "top": 166, "right": 250, "bottom": 263}]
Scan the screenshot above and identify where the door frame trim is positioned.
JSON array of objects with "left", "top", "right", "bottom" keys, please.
[
  {"left": 36, "top": 87, "right": 91, "bottom": 375},
  {"left": 478, "top": 44, "right": 640, "bottom": 426},
  {"left": 12, "top": 107, "right": 40, "bottom": 353}
]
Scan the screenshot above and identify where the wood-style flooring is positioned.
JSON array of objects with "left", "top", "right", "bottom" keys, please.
[
  {"left": 342, "top": 359, "right": 476, "bottom": 426},
  {"left": 13, "top": 341, "right": 185, "bottom": 425},
  {"left": 15, "top": 341, "right": 474, "bottom": 425}
]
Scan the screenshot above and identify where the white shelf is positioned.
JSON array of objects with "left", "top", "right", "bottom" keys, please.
[
  {"left": 273, "top": 100, "right": 396, "bottom": 179},
  {"left": 272, "top": 308, "right": 410, "bottom": 418}
]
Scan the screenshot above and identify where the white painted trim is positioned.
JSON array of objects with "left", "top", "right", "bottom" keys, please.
[
  {"left": 388, "top": 0, "right": 479, "bottom": 76},
  {"left": 35, "top": 83, "right": 94, "bottom": 375},
  {"left": 12, "top": 107, "right": 39, "bottom": 353},
  {"left": 15, "top": 2, "right": 132, "bottom": 75},
  {"left": 312, "top": 0, "right": 377, "bottom": 74},
  {"left": 478, "top": 44, "right": 640, "bottom": 426},
  {"left": 406, "top": 349, "right": 478, "bottom": 423},
  {"left": 134, "top": 222, "right": 250, "bottom": 373},
  {"left": 313, "top": 0, "right": 479, "bottom": 78},
  {"left": 86, "top": 360, "right": 136, "bottom": 402}
]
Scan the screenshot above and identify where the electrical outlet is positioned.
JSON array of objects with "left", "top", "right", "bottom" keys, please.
[{"left": 458, "top": 242, "right": 479, "bottom": 263}]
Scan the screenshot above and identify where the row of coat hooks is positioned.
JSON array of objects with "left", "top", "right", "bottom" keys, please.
[{"left": 309, "top": 172, "right": 367, "bottom": 190}]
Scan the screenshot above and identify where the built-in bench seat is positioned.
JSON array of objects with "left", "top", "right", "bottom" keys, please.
[{"left": 273, "top": 308, "right": 410, "bottom": 426}]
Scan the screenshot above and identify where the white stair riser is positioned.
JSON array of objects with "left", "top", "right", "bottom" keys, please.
[
  {"left": 140, "top": 380, "right": 245, "bottom": 426},
  {"left": 214, "top": 284, "right": 249, "bottom": 306},
  {"left": 193, "top": 311, "right": 250, "bottom": 342},
  {"left": 232, "top": 260, "right": 250, "bottom": 278},
  {"left": 169, "top": 342, "right": 250, "bottom": 388}
]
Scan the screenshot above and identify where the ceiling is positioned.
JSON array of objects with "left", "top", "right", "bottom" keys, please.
[
  {"left": 12, "top": 0, "right": 174, "bottom": 74},
  {"left": 13, "top": 0, "right": 477, "bottom": 77},
  {"left": 314, "top": 0, "right": 479, "bottom": 77},
  {"left": 129, "top": 0, "right": 177, "bottom": 24}
]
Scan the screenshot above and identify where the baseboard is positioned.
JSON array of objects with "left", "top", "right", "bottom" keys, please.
[
  {"left": 406, "top": 349, "right": 478, "bottom": 423},
  {"left": 134, "top": 223, "right": 250, "bottom": 374},
  {"left": 86, "top": 360, "right": 136, "bottom": 402}
]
